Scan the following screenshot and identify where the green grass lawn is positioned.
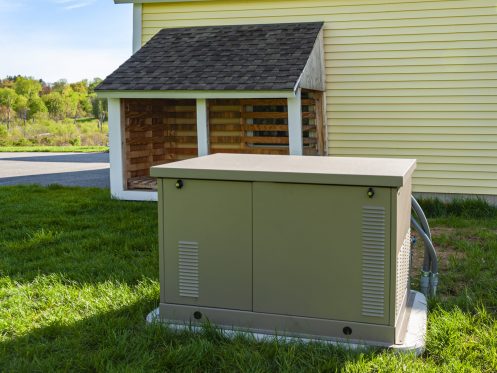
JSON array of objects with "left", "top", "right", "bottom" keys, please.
[
  {"left": 0, "top": 145, "right": 108, "bottom": 153},
  {"left": 1, "top": 185, "right": 496, "bottom": 372}
]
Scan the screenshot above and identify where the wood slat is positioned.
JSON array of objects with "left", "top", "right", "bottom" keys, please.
[
  {"left": 124, "top": 98, "right": 198, "bottom": 184},
  {"left": 304, "top": 138, "right": 318, "bottom": 145},
  {"left": 171, "top": 148, "right": 199, "bottom": 155},
  {"left": 210, "top": 124, "right": 243, "bottom": 131},
  {"left": 209, "top": 111, "right": 242, "bottom": 119},
  {"left": 211, "top": 148, "right": 290, "bottom": 155},
  {"left": 210, "top": 136, "right": 243, "bottom": 144},
  {"left": 302, "top": 112, "right": 317, "bottom": 119},
  {"left": 209, "top": 105, "right": 244, "bottom": 111},
  {"left": 240, "top": 99, "right": 287, "bottom": 105},
  {"left": 243, "top": 136, "right": 290, "bottom": 144},
  {"left": 304, "top": 148, "right": 320, "bottom": 156},
  {"left": 127, "top": 163, "right": 150, "bottom": 172},
  {"left": 241, "top": 112, "right": 289, "bottom": 119},
  {"left": 207, "top": 95, "right": 322, "bottom": 155},
  {"left": 244, "top": 124, "right": 289, "bottom": 131},
  {"left": 130, "top": 156, "right": 149, "bottom": 164},
  {"left": 127, "top": 176, "right": 158, "bottom": 190},
  {"left": 127, "top": 136, "right": 198, "bottom": 145}
]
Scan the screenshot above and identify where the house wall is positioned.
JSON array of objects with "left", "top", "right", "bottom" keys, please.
[{"left": 139, "top": 0, "right": 497, "bottom": 196}]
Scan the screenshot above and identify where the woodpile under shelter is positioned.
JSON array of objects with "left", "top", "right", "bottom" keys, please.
[{"left": 96, "top": 22, "right": 326, "bottom": 201}]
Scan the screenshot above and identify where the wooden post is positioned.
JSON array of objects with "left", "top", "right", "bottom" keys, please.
[
  {"left": 196, "top": 99, "right": 209, "bottom": 156},
  {"left": 288, "top": 88, "right": 303, "bottom": 155},
  {"left": 314, "top": 91, "right": 326, "bottom": 156},
  {"left": 240, "top": 100, "right": 247, "bottom": 152}
]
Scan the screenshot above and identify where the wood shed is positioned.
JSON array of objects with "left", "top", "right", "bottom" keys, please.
[{"left": 97, "top": 22, "right": 326, "bottom": 200}]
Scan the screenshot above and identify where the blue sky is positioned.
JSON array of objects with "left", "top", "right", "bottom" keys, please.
[{"left": 0, "top": 0, "right": 133, "bottom": 83}]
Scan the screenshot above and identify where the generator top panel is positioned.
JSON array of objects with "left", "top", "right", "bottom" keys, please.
[{"left": 150, "top": 153, "right": 416, "bottom": 187}]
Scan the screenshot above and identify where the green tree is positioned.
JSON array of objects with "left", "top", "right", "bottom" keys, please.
[
  {"left": 2, "top": 75, "right": 106, "bottom": 125},
  {"left": 88, "top": 78, "right": 103, "bottom": 94},
  {"left": 43, "top": 92, "right": 65, "bottom": 120},
  {"left": 0, "top": 77, "right": 15, "bottom": 89},
  {"left": 15, "top": 95, "right": 29, "bottom": 125},
  {"left": 0, "top": 87, "right": 18, "bottom": 128},
  {"left": 64, "top": 90, "right": 79, "bottom": 119},
  {"left": 70, "top": 80, "right": 88, "bottom": 94},
  {"left": 70, "top": 81, "right": 92, "bottom": 117},
  {"left": 14, "top": 76, "right": 42, "bottom": 98},
  {"left": 91, "top": 95, "right": 107, "bottom": 132},
  {"left": 28, "top": 95, "right": 47, "bottom": 119},
  {"left": 52, "top": 79, "right": 68, "bottom": 93},
  {"left": 78, "top": 94, "right": 93, "bottom": 117}
]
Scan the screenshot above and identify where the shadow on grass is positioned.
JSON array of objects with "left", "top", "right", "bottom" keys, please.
[{"left": 0, "top": 299, "right": 367, "bottom": 372}]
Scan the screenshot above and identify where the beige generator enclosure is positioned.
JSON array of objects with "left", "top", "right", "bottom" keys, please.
[{"left": 150, "top": 154, "right": 424, "bottom": 348}]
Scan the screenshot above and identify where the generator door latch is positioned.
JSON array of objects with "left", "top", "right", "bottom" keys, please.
[
  {"left": 175, "top": 180, "right": 184, "bottom": 189},
  {"left": 367, "top": 187, "right": 375, "bottom": 198}
]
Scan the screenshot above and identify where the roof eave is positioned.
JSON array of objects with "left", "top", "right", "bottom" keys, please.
[{"left": 96, "top": 90, "right": 297, "bottom": 99}]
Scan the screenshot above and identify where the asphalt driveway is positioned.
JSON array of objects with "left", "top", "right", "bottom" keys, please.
[{"left": 0, "top": 152, "right": 110, "bottom": 188}]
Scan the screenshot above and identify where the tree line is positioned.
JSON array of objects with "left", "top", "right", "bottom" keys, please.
[{"left": 0, "top": 76, "right": 108, "bottom": 130}]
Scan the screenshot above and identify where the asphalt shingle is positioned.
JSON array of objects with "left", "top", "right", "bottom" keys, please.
[{"left": 96, "top": 22, "right": 324, "bottom": 92}]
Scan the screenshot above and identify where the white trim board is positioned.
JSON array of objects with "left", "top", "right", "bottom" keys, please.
[
  {"left": 112, "top": 190, "right": 158, "bottom": 202},
  {"left": 97, "top": 90, "right": 296, "bottom": 99},
  {"left": 108, "top": 97, "right": 159, "bottom": 202},
  {"left": 108, "top": 98, "right": 125, "bottom": 197},
  {"left": 288, "top": 88, "right": 303, "bottom": 155},
  {"left": 132, "top": 3, "right": 143, "bottom": 53},
  {"left": 196, "top": 99, "right": 209, "bottom": 156},
  {"left": 297, "top": 28, "right": 326, "bottom": 92}
]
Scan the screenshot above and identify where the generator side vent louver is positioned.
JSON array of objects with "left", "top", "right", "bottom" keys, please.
[
  {"left": 178, "top": 241, "right": 199, "bottom": 298},
  {"left": 396, "top": 229, "right": 411, "bottom": 321},
  {"left": 361, "top": 206, "right": 386, "bottom": 318}
]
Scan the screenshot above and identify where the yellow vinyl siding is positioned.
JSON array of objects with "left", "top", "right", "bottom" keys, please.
[{"left": 141, "top": 0, "right": 497, "bottom": 195}]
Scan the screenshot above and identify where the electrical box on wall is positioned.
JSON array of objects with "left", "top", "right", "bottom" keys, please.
[{"left": 150, "top": 154, "right": 424, "bottom": 348}]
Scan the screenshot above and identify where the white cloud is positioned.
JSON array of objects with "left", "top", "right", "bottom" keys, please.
[{"left": 53, "top": 0, "right": 96, "bottom": 10}]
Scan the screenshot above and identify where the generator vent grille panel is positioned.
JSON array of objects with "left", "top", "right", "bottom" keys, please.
[
  {"left": 361, "top": 206, "right": 386, "bottom": 318},
  {"left": 396, "top": 229, "right": 412, "bottom": 320},
  {"left": 178, "top": 241, "right": 199, "bottom": 298}
]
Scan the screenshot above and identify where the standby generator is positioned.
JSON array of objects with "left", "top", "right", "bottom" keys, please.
[{"left": 149, "top": 154, "right": 429, "bottom": 351}]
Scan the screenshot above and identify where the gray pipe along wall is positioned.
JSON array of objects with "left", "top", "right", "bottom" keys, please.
[{"left": 411, "top": 195, "right": 439, "bottom": 297}]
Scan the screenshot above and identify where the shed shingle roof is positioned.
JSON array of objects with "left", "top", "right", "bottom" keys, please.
[{"left": 96, "top": 22, "right": 324, "bottom": 92}]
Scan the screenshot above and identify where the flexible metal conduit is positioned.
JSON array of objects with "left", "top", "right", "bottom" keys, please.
[{"left": 411, "top": 195, "right": 439, "bottom": 297}]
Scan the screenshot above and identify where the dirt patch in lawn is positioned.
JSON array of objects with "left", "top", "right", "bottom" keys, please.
[
  {"left": 411, "top": 227, "right": 466, "bottom": 273},
  {"left": 430, "top": 227, "right": 456, "bottom": 237}
]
